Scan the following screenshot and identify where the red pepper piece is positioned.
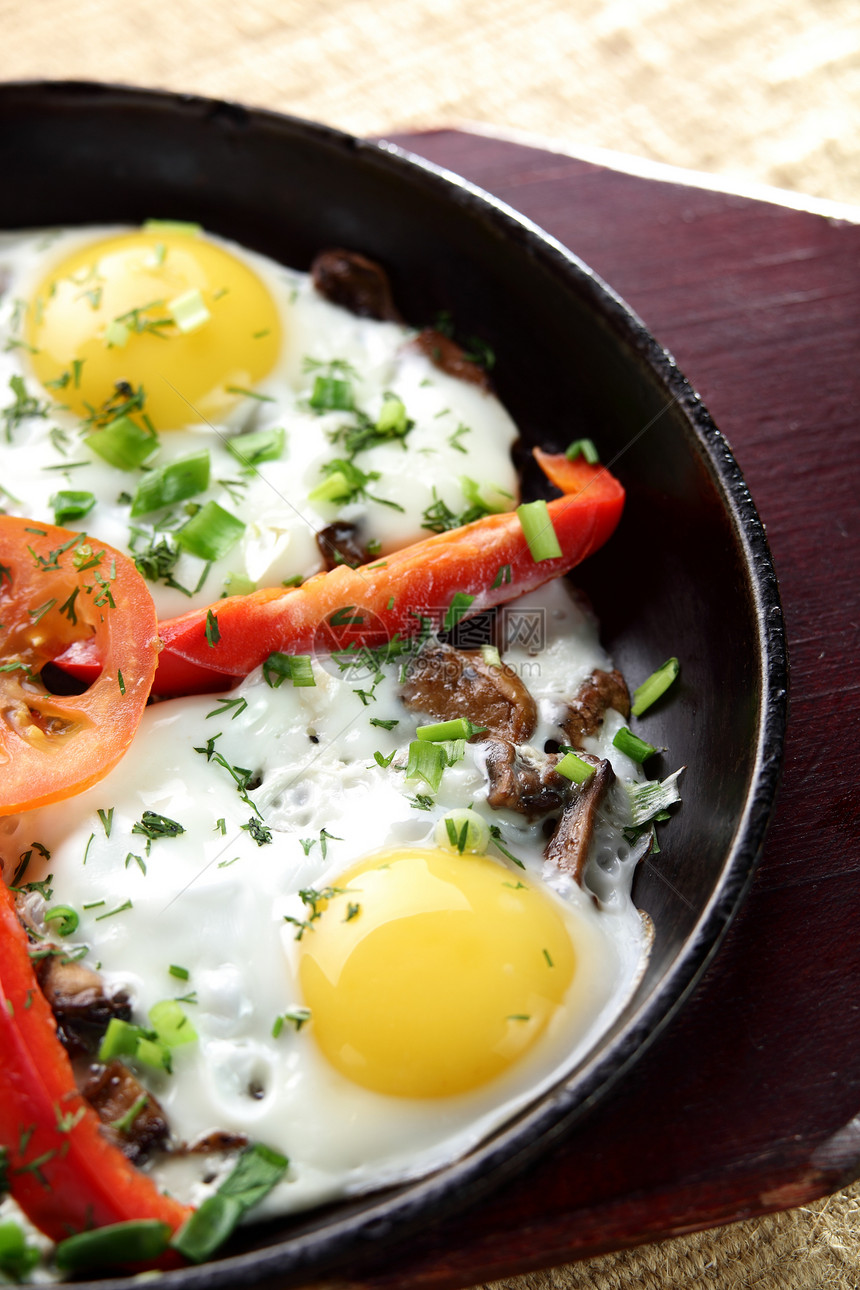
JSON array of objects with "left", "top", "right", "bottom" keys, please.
[
  {"left": 0, "top": 880, "right": 191, "bottom": 1248},
  {"left": 53, "top": 452, "right": 625, "bottom": 697},
  {"left": 149, "top": 452, "right": 624, "bottom": 696}
]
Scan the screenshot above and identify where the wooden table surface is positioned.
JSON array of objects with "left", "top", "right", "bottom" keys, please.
[{"left": 311, "top": 129, "right": 860, "bottom": 1289}]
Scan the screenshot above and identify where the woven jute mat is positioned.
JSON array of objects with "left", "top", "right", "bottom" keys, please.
[
  {"left": 3, "top": 0, "right": 859, "bottom": 202},
  {"left": 2, "top": 1, "right": 859, "bottom": 1286},
  {"left": 478, "top": 1187, "right": 860, "bottom": 1290}
]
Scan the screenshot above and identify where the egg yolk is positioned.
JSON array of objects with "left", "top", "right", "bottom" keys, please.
[
  {"left": 26, "top": 228, "right": 281, "bottom": 430},
  {"left": 297, "top": 847, "right": 576, "bottom": 1098}
]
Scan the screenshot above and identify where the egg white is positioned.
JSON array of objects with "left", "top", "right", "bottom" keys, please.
[
  {"left": 0, "top": 223, "right": 652, "bottom": 1234},
  {"left": 0, "top": 580, "right": 648, "bottom": 1221},
  {"left": 0, "top": 226, "right": 519, "bottom": 617}
]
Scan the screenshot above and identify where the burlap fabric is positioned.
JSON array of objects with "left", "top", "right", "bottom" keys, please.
[
  {"left": 3, "top": 0, "right": 858, "bottom": 202},
  {"left": 2, "top": 1, "right": 858, "bottom": 1286}
]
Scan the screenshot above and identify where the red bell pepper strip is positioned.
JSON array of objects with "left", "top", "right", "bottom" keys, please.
[
  {"left": 53, "top": 452, "right": 625, "bottom": 696},
  {"left": 0, "top": 879, "right": 191, "bottom": 1248},
  {"left": 148, "top": 452, "right": 625, "bottom": 695}
]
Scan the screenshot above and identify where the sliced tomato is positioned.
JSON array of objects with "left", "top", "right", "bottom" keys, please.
[{"left": 0, "top": 517, "right": 158, "bottom": 815}]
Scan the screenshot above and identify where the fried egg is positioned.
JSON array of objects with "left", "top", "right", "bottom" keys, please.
[
  {"left": 0, "top": 225, "right": 519, "bottom": 617},
  {"left": 0, "top": 580, "right": 650, "bottom": 1219}
]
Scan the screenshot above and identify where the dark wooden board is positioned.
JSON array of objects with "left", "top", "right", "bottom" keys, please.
[{"left": 304, "top": 130, "right": 860, "bottom": 1289}]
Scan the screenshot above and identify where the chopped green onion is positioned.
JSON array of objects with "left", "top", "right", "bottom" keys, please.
[
  {"left": 481, "top": 644, "right": 502, "bottom": 668},
  {"left": 177, "top": 500, "right": 245, "bottom": 561},
  {"left": 97, "top": 1017, "right": 171, "bottom": 1070},
  {"left": 376, "top": 394, "right": 408, "bottom": 435},
  {"left": 50, "top": 489, "right": 96, "bottom": 526},
  {"left": 445, "top": 737, "right": 466, "bottom": 764},
  {"left": 149, "top": 999, "right": 197, "bottom": 1048},
  {"left": 171, "top": 1143, "right": 288, "bottom": 1263},
  {"left": 130, "top": 450, "right": 210, "bottom": 516},
  {"left": 0, "top": 1220, "right": 40, "bottom": 1281},
  {"left": 613, "top": 725, "right": 658, "bottom": 763},
  {"left": 142, "top": 219, "right": 201, "bottom": 236},
  {"left": 308, "top": 469, "right": 351, "bottom": 504},
  {"left": 55, "top": 1220, "right": 172, "bottom": 1273},
  {"left": 225, "top": 425, "right": 285, "bottom": 466},
  {"left": 43, "top": 904, "right": 78, "bottom": 937},
  {"left": 262, "top": 651, "right": 316, "bottom": 688},
  {"left": 135, "top": 1036, "right": 172, "bottom": 1071},
  {"left": 169, "top": 964, "right": 189, "bottom": 980},
  {"left": 556, "top": 752, "right": 595, "bottom": 784},
  {"left": 223, "top": 571, "right": 256, "bottom": 595},
  {"left": 219, "top": 1142, "right": 289, "bottom": 1207},
  {"left": 416, "top": 717, "right": 485, "bottom": 742},
  {"left": 169, "top": 287, "right": 210, "bottom": 333},
  {"left": 434, "top": 809, "right": 490, "bottom": 854},
  {"left": 288, "top": 655, "right": 315, "bottom": 687},
  {"left": 172, "top": 1196, "right": 243, "bottom": 1264},
  {"left": 97, "top": 1018, "right": 142, "bottom": 1062},
  {"left": 565, "top": 437, "right": 599, "bottom": 463},
  {"left": 626, "top": 768, "right": 683, "bottom": 826},
  {"left": 516, "top": 499, "right": 562, "bottom": 561},
  {"left": 309, "top": 375, "right": 354, "bottom": 411},
  {"left": 103, "top": 319, "right": 130, "bottom": 348},
  {"left": 491, "top": 564, "right": 512, "bottom": 589},
  {"left": 444, "top": 591, "right": 475, "bottom": 631},
  {"left": 405, "top": 740, "right": 446, "bottom": 792},
  {"left": 85, "top": 416, "right": 158, "bottom": 471},
  {"left": 631, "top": 658, "right": 680, "bottom": 716},
  {"left": 461, "top": 475, "right": 512, "bottom": 514}
]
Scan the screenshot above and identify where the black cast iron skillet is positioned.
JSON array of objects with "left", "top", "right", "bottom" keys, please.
[{"left": 0, "top": 81, "right": 787, "bottom": 1290}]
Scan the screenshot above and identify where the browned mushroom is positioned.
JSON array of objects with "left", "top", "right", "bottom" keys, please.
[
  {"left": 561, "top": 669, "right": 630, "bottom": 748},
  {"left": 316, "top": 521, "right": 372, "bottom": 571},
  {"left": 311, "top": 249, "right": 402, "bottom": 322},
  {"left": 37, "top": 955, "right": 131, "bottom": 1057},
  {"left": 81, "top": 1061, "right": 170, "bottom": 1162},
  {"left": 401, "top": 642, "right": 537, "bottom": 743},
  {"left": 544, "top": 759, "right": 615, "bottom": 885},
  {"left": 407, "top": 329, "right": 492, "bottom": 391},
  {"left": 183, "top": 1129, "right": 250, "bottom": 1155},
  {"left": 482, "top": 739, "right": 571, "bottom": 818}
]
